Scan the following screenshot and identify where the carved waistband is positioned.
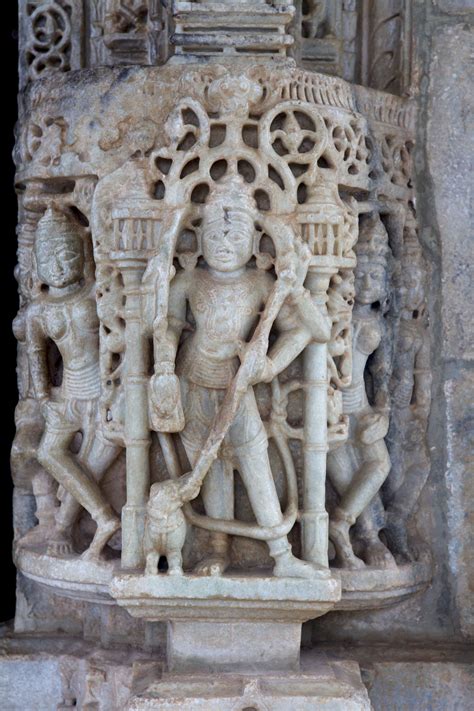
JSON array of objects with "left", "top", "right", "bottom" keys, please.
[
  {"left": 177, "top": 347, "right": 239, "bottom": 389},
  {"left": 342, "top": 381, "right": 367, "bottom": 414},
  {"left": 62, "top": 362, "right": 101, "bottom": 400}
]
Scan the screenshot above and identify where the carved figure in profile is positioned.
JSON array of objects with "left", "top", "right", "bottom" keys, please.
[
  {"left": 26, "top": 206, "right": 121, "bottom": 560},
  {"left": 149, "top": 175, "right": 331, "bottom": 578},
  {"left": 144, "top": 474, "right": 201, "bottom": 576},
  {"left": 383, "top": 215, "right": 431, "bottom": 561},
  {"left": 327, "top": 213, "right": 395, "bottom": 569},
  {"left": 12, "top": 251, "right": 57, "bottom": 543}
]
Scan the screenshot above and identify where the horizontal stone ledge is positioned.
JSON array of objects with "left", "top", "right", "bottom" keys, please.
[{"left": 111, "top": 571, "right": 341, "bottom": 623}]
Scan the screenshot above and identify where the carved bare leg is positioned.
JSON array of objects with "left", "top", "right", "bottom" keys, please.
[
  {"left": 50, "top": 493, "right": 82, "bottom": 555},
  {"left": 339, "top": 447, "right": 390, "bottom": 520},
  {"left": 355, "top": 498, "right": 396, "bottom": 569},
  {"left": 38, "top": 430, "right": 120, "bottom": 560},
  {"left": 19, "top": 470, "right": 58, "bottom": 547},
  {"left": 81, "top": 515, "right": 120, "bottom": 561},
  {"left": 145, "top": 551, "right": 160, "bottom": 576},
  {"left": 383, "top": 455, "right": 430, "bottom": 562},
  {"left": 327, "top": 447, "right": 365, "bottom": 568},
  {"left": 384, "top": 420, "right": 405, "bottom": 501},
  {"left": 167, "top": 551, "right": 184, "bottom": 576},
  {"left": 270, "top": 538, "right": 326, "bottom": 579},
  {"left": 193, "top": 457, "right": 233, "bottom": 576},
  {"left": 53, "top": 438, "right": 116, "bottom": 555},
  {"left": 81, "top": 431, "right": 121, "bottom": 483},
  {"left": 237, "top": 439, "right": 324, "bottom": 579},
  {"left": 329, "top": 508, "right": 365, "bottom": 570},
  {"left": 330, "top": 445, "right": 391, "bottom": 569},
  {"left": 383, "top": 511, "right": 412, "bottom": 563}
]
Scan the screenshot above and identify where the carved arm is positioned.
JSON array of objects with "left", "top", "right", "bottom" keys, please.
[
  {"left": 25, "top": 307, "right": 49, "bottom": 402},
  {"left": 369, "top": 332, "right": 392, "bottom": 413},
  {"left": 289, "top": 286, "right": 332, "bottom": 343},
  {"left": 152, "top": 270, "right": 189, "bottom": 373},
  {"left": 413, "top": 329, "right": 432, "bottom": 418}
]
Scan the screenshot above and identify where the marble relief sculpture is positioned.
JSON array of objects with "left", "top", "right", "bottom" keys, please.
[
  {"left": 147, "top": 176, "right": 332, "bottom": 579},
  {"left": 26, "top": 206, "right": 122, "bottom": 559},
  {"left": 9, "top": 1, "right": 435, "bottom": 707},
  {"left": 327, "top": 213, "right": 395, "bottom": 570},
  {"left": 12, "top": 69, "right": 431, "bottom": 587},
  {"left": 384, "top": 211, "right": 432, "bottom": 561}
]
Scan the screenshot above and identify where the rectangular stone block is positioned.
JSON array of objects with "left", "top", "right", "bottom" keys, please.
[
  {"left": 129, "top": 663, "right": 371, "bottom": 710},
  {"left": 167, "top": 620, "right": 301, "bottom": 672}
]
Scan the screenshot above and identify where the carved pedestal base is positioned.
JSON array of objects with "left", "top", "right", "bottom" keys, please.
[
  {"left": 15, "top": 545, "right": 433, "bottom": 620},
  {"left": 111, "top": 572, "right": 340, "bottom": 673},
  {"left": 168, "top": 620, "right": 302, "bottom": 672},
  {"left": 110, "top": 572, "right": 339, "bottom": 621},
  {"left": 129, "top": 666, "right": 372, "bottom": 710},
  {"left": 107, "top": 573, "right": 370, "bottom": 708}
]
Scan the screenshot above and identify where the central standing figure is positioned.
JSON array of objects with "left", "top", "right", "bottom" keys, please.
[{"left": 150, "top": 176, "right": 331, "bottom": 578}]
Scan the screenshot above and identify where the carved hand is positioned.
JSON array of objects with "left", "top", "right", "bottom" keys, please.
[
  {"left": 357, "top": 411, "right": 390, "bottom": 445},
  {"left": 238, "top": 344, "right": 275, "bottom": 389},
  {"left": 149, "top": 372, "right": 185, "bottom": 433},
  {"left": 293, "top": 239, "right": 313, "bottom": 289},
  {"left": 276, "top": 240, "right": 312, "bottom": 294},
  {"left": 38, "top": 394, "right": 51, "bottom": 416}
]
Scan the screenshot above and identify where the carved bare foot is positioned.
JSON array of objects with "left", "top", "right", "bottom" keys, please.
[
  {"left": 194, "top": 554, "right": 230, "bottom": 577},
  {"left": 273, "top": 551, "right": 326, "bottom": 579},
  {"left": 47, "top": 530, "right": 76, "bottom": 557},
  {"left": 384, "top": 515, "right": 413, "bottom": 564},
  {"left": 145, "top": 552, "right": 160, "bottom": 575},
  {"left": 329, "top": 518, "right": 365, "bottom": 570},
  {"left": 168, "top": 553, "right": 184, "bottom": 576},
  {"left": 19, "top": 524, "right": 54, "bottom": 549},
  {"left": 81, "top": 515, "right": 120, "bottom": 562},
  {"left": 361, "top": 537, "right": 397, "bottom": 569},
  {"left": 168, "top": 565, "right": 184, "bottom": 576}
]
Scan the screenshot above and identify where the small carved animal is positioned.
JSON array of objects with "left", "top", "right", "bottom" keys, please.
[{"left": 143, "top": 474, "right": 200, "bottom": 575}]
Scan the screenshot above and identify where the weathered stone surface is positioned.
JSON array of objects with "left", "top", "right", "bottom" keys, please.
[
  {"left": 433, "top": 0, "right": 474, "bottom": 13},
  {"left": 0, "top": 634, "right": 372, "bottom": 711},
  {"left": 0, "top": 657, "right": 63, "bottom": 711},
  {"left": 426, "top": 23, "right": 474, "bottom": 362},
  {"left": 424, "top": 21, "right": 474, "bottom": 643},
  {"left": 167, "top": 620, "right": 302, "bottom": 672},
  {"left": 6, "top": 1, "right": 472, "bottom": 708},
  {"left": 130, "top": 666, "right": 372, "bottom": 710},
  {"left": 445, "top": 367, "right": 474, "bottom": 639},
  {"left": 368, "top": 661, "right": 474, "bottom": 711}
]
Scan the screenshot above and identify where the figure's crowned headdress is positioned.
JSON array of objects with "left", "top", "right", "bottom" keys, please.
[
  {"left": 355, "top": 213, "right": 390, "bottom": 265},
  {"left": 36, "top": 205, "right": 83, "bottom": 245},
  {"left": 203, "top": 173, "right": 257, "bottom": 225}
]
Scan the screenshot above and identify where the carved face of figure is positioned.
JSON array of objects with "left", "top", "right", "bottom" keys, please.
[
  {"left": 402, "top": 264, "right": 424, "bottom": 312},
  {"left": 201, "top": 207, "right": 255, "bottom": 272},
  {"left": 36, "top": 233, "right": 84, "bottom": 289},
  {"left": 354, "top": 257, "right": 387, "bottom": 306}
]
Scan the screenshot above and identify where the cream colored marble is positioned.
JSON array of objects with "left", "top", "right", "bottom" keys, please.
[{"left": 8, "top": 1, "right": 443, "bottom": 707}]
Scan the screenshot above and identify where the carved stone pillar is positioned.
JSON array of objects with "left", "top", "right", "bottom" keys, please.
[{"left": 6, "top": 1, "right": 438, "bottom": 709}]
